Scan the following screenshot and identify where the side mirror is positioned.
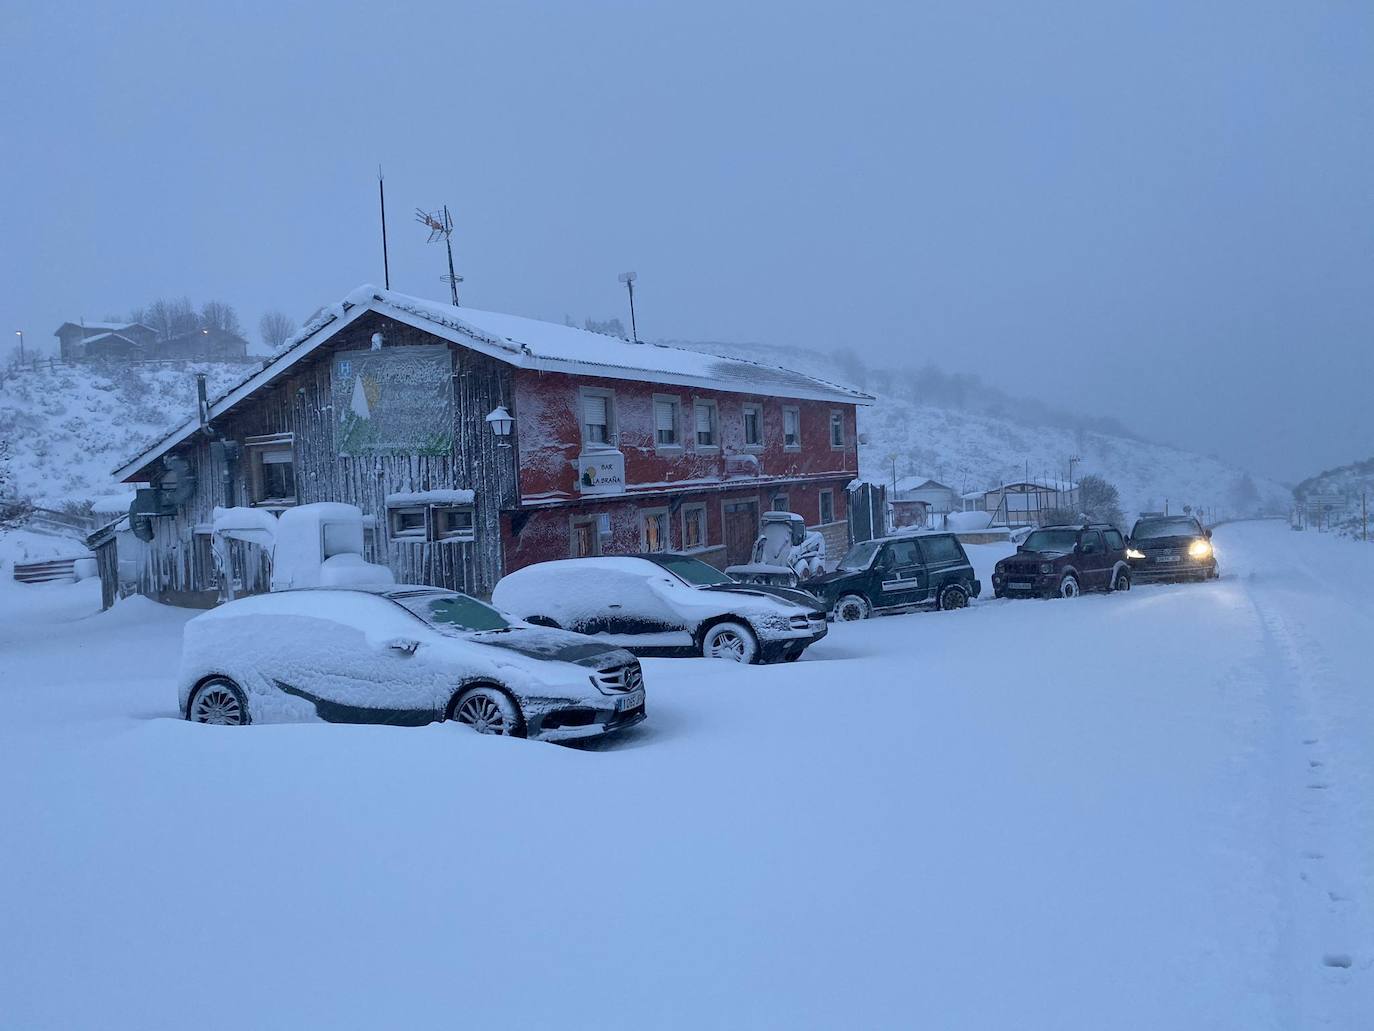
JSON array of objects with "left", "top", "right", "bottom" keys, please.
[
  {"left": 386, "top": 637, "right": 421, "bottom": 655},
  {"left": 1204, "top": 528, "right": 1213, "bottom": 539}
]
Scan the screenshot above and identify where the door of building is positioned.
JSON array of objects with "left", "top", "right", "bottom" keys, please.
[{"left": 723, "top": 500, "right": 759, "bottom": 566}]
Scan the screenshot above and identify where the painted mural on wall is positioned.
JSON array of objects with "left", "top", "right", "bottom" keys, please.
[{"left": 330, "top": 346, "right": 454, "bottom": 456}]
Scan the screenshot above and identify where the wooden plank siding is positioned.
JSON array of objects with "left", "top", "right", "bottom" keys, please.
[{"left": 127, "top": 313, "right": 519, "bottom": 602}]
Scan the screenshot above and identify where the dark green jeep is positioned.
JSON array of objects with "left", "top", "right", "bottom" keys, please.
[{"left": 810, "top": 532, "right": 982, "bottom": 621}]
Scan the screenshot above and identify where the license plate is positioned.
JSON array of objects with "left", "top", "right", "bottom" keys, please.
[
  {"left": 615, "top": 689, "right": 644, "bottom": 712},
  {"left": 1009, "top": 581, "right": 1033, "bottom": 590},
  {"left": 1155, "top": 555, "right": 1180, "bottom": 563}
]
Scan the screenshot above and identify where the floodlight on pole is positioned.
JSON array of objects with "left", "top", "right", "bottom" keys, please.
[
  {"left": 618, "top": 271, "right": 638, "bottom": 342},
  {"left": 416, "top": 205, "right": 462, "bottom": 306}
]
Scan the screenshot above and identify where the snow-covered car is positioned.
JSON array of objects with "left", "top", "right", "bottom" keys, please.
[
  {"left": 179, "top": 586, "right": 646, "bottom": 741},
  {"left": 491, "top": 554, "right": 828, "bottom": 664}
]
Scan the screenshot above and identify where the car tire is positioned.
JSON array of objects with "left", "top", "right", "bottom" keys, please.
[
  {"left": 451, "top": 685, "right": 525, "bottom": 737},
  {"left": 701, "top": 621, "right": 760, "bottom": 664},
  {"left": 833, "top": 594, "right": 870, "bottom": 622},
  {"left": 1057, "top": 574, "right": 1081, "bottom": 599},
  {"left": 1110, "top": 568, "right": 1131, "bottom": 592},
  {"left": 938, "top": 584, "right": 969, "bottom": 610},
  {"left": 187, "top": 677, "right": 250, "bottom": 725}
]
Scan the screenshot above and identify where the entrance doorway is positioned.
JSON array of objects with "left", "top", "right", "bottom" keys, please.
[{"left": 723, "top": 500, "right": 759, "bottom": 566}]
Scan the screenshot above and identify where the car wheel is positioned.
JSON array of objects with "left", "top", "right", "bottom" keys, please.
[
  {"left": 1111, "top": 568, "right": 1131, "bottom": 592},
  {"left": 701, "top": 621, "right": 760, "bottom": 663},
  {"left": 1057, "top": 574, "right": 1080, "bottom": 599},
  {"left": 188, "top": 677, "right": 250, "bottom": 725},
  {"left": 938, "top": 584, "right": 969, "bottom": 610},
  {"left": 451, "top": 685, "right": 524, "bottom": 737},
  {"left": 833, "top": 594, "right": 870, "bottom": 622}
]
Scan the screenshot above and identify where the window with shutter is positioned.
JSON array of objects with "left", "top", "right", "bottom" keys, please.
[
  {"left": 654, "top": 398, "right": 679, "bottom": 446},
  {"left": 694, "top": 401, "right": 717, "bottom": 447},
  {"left": 580, "top": 390, "right": 614, "bottom": 447},
  {"left": 783, "top": 407, "right": 801, "bottom": 449}
]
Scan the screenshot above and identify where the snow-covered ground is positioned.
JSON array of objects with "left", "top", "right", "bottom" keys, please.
[{"left": 1, "top": 521, "right": 1369, "bottom": 1028}]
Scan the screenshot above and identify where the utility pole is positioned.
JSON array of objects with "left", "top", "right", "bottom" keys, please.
[
  {"left": 619, "top": 272, "right": 638, "bottom": 341},
  {"left": 1363, "top": 490, "right": 1368, "bottom": 542}
]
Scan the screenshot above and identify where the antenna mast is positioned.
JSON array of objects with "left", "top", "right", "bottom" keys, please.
[
  {"left": 416, "top": 205, "right": 462, "bottom": 306},
  {"left": 378, "top": 167, "right": 390, "bottom": 290},
  {"left": 618, "top": 271, "right": 638, "bottom": 341}
]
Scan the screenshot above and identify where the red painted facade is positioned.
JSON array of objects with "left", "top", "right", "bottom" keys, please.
[{"left": 501, "top": 369, "right": 860, "bottom": 571}]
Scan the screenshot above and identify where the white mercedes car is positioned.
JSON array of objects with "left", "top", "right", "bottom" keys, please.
[{"left": 178, "top": 586, "right": 646, "bottom": 741}]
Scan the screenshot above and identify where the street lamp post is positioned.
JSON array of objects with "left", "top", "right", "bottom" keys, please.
[
  {"left": 1068, "top": 456, "right": 1079, "bottom": 509},
  {"left": 14, "top": 330, "right": 23, "bottom": 362}
]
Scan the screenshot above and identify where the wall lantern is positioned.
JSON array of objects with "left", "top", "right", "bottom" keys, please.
[{"left": 485, "top": 405, "right": 514, "bottom": 446}]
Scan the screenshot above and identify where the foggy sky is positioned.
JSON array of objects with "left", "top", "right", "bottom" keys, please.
[{"left": 3, "top": 0, "right": 1370, "bottom": 482}]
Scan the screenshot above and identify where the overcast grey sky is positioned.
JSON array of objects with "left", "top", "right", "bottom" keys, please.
[{"left": 3, "top": 0, "right": 1370, "bottom": 481}]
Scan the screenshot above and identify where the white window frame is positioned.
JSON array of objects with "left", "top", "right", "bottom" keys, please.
[
  {"left": 434, "top": 506, "right": 476, "bottom": 542},
  {"left": 819, "top": 489, "right": 835, "bottom": 525},
  {"left": 772, "top": 494, "right": 790, "bottom": 513},
  {"left": 653, "top": 394, "right": 682, "bottom": 451},
  {"left": 640, "top": 507, "right": 671, "bottom": 553},
  {"left": 782, "top": 406, "right": 801, "bottom": 451},
  {"left": 245, "top": 433, "right": 297, "bottom": 507},
  {"left": 680, "top": 503, "right": 708, "bottom": 551},
  {"left": 693, "top": 398, "right": 719, "bottom": 451},
  {"left": 741, "top": 402, "right": 764, "bottom": 450},
  {"left": 829, "top": 409, "right": 846, "bottom": 450},
  {"left": 579, "top": 387, "right": 617, "bottom": 451}
]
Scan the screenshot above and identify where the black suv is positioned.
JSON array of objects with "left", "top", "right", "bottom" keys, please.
[
  {"left": 1126, "top": 516, "right": 1218, "bottom": 581},
  {"left": 810, "top": 532, "right": 981, "bottom": 621},
  {"left": 992, "top": 523, "right": 1131, "bottom": 599}
]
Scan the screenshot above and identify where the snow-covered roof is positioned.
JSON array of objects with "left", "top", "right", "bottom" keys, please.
[
  {"left": 113, "top": 284, "right": 873, "bottom": 482},
  {"left": 54, "top": 321, "right": 154, "bottom": 336},
  {"left": 81, "top": 332, "right": 141, "bottom": 349}
]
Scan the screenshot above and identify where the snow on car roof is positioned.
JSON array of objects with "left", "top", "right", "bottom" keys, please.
[{"left": 113, "top": 284, "right": 873, "bottom": 481}]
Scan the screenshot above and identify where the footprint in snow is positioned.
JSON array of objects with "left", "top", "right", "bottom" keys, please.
[{"left": 1321, "top": 954, "right": 1352, "bottom": 969}]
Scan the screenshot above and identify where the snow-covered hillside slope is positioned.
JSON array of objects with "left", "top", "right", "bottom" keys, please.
[
  {"left": 0, "top": 361, "right": 249, "bottom": 506},
  {"left": 1295, "top": 457, "right": 1374, "bottom": 539},
  {"left": 667, "top": 339, "right": 1290, "bottom": 519}
]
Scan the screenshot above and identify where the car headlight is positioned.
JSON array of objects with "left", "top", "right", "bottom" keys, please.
[
  {"left": 1188, "top": 539, "right": 1212, "bottom": 559},
  {"left": 1126, "top": 547, "right": 1146, "bottom": 559},
  {"left": 1039, "top": 562, "right": 1052, "bottom": 574}
]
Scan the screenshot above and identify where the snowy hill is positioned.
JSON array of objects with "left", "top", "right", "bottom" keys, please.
[
  {"left": 663, "top": 338, "right": 1291, "bottom": 520},
  {"left": 0, "top": 361, "right": 251, "bottom": 507},
  {"left": 1294, "top": 457, "right": 1374, "bottom": 538}
]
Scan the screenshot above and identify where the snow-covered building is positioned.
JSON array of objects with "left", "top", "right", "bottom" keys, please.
[
  {"left": 106, "top": 285, "right": 872, "bottom": 604},
  {"left": 55, "top": 321, "right": 158, "bottom": 361},
  {"left": 890, "top": 476, "right": 960, "bottom": 529},
  {"left": 975, "top": 480, "right": 1081, "bottom": 527}
]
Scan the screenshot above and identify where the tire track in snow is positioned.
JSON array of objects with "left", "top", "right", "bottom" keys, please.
[{"left": 1244, "top": 578, "right": 1367, "bottom": 1028}]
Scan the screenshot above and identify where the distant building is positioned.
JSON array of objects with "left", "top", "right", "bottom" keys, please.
[
  {"left": 890, "top": 476, "right": 959, "bottom": 529},
  {"left": 975, "top": 480, "right": 1081, "bottom": 527},
  {"left": 55, "top": 321, "right": 158, "bottom": 361},
  {"left": 53, "top": 320, "right": 249, "bottom": 362}
]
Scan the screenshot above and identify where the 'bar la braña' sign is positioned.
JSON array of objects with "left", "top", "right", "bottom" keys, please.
[{"left": 331, "top": 346, "right": 453, "bottom": 456}]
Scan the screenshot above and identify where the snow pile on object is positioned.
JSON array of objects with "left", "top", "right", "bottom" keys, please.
[
  {"left": 946, "top": 510, "right": 994, "bottom": 531},
  {"left": 212, "top": 506, "right": 279, "bottom": 546},
  {"left": 271, "top": 503, "right": 393, "bottom": 591},
  {"left": 385, "top": 489, "right": 475, "bottom": 506}
]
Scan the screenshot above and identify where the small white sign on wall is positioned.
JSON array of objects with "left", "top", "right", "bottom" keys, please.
[{"left": 577, "top": 451, "right": 626, "bottom": 496}]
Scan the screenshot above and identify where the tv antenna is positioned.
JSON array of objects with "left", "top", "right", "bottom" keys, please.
[{"left": 416, "top": 205, "right": 462, "bottom": 305}]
